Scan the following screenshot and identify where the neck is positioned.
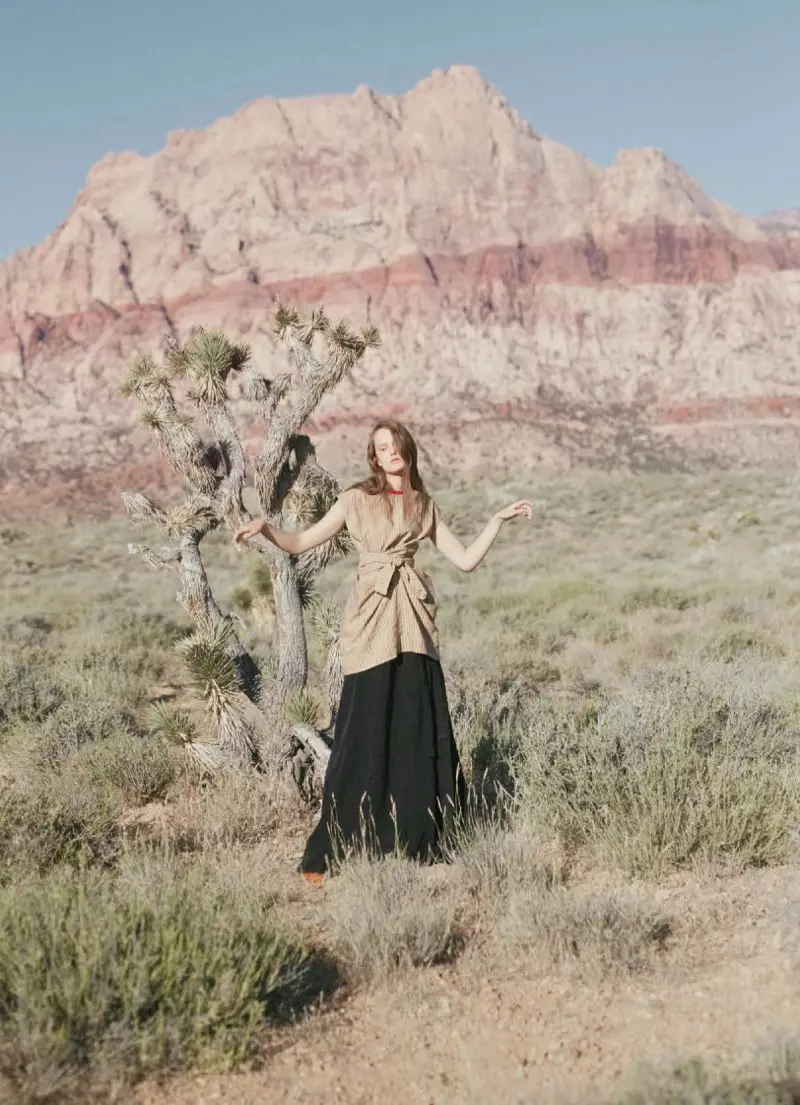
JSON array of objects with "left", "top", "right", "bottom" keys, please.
[{"left": 385, "top": 472, "right": 404, "bottom": 492}]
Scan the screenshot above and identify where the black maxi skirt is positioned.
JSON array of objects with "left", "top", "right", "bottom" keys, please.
[{"left": 300, "top": 652, "right": 467, "bottom": 875}]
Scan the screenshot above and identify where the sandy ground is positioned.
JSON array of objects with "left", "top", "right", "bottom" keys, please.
[{"left": 133, "top": 863, "right": 800, "bottom": 1105}]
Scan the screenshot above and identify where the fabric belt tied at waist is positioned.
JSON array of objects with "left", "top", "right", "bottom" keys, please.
[{"left": 357, "top": 551, "right": 428, "bottom": 600}]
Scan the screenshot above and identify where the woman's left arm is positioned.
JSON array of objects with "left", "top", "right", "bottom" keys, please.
[{"left": 432, "top": 500, "right": 533, "bottom": 572}]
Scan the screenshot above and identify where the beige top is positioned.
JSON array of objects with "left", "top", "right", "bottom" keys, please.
[{"left": 338, "top": 488, "right": 443, "bottom": 675}]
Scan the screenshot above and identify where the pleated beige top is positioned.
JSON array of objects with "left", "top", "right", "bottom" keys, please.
[{"left": 338, "top": 488, "right": 442, "bottom": 675}]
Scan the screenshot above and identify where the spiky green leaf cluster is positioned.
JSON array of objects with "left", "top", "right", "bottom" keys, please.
[
  {"left": 120, "top": 355, "right": 172, "bottom": 402},
  {"left": 165, "top": 344, "right": 191, "bottom": 377},
  {"left": 296, "top": 576, "right": 316, "bottom": 609},
  {"left": 284, "top": 688, "right": 322, "bottom": 728},
  {"left": 171, "top": 328, "right": 253, "bottom": 408},
  {"left": 360, "top": 324, "right": 381, "bottom": 349},
  {"left": 139, "top": 407, "right": 168, "bottom": 433},
  {"left": 323, "top": 319, "right": 382, "bottom": 378},
  {"left": 175, "top": 622, "right": 243, "bottom": 715},
  {"left": 296, "top": 306, "right": 329, "bottom": 346},
  {"left": 282, "top": 458, "right": 340, "bottom": 529},
  {"left": 148, "top": 702, "right": 201, "bottom": 746},
  {"left": 165, "top": 495, "right": 219, "bottom": 538},
  {"left": 272, "top": 300, "right": 301, "bottom": 339},
  {"left": 307, "top": 598, "right": 341, "bottom": 648}
]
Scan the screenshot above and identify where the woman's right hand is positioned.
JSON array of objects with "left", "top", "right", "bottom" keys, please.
[{"left": 233, "top": 518, "right": 267, "bottom": 545}]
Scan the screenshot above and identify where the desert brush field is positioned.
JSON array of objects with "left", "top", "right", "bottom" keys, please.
[{"left": 3, "top": 467, "right": 800, "bottom": 1104}]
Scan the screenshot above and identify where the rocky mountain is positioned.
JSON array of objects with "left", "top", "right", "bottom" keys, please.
[
  {"left": 1, "top": 65, "right": 799, "bottom": 518},
  {"left": 758, "top": 209, "right": 800, "bottom": 236}
]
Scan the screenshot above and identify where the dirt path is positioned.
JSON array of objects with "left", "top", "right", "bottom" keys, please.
[{"left": 136, "top": 866, "right": 800, "bottom": 1105}]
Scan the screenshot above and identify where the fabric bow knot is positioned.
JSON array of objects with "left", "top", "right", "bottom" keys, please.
[{"left": 358, "top": 550, "right": 428, "bottom": 600}]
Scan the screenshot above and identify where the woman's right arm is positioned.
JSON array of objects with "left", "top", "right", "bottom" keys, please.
[{"left": 233, "top": 500, "right": 346, "bottom": 555}]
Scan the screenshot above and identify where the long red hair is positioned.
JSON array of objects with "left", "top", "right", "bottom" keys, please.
[{"left": 350, "top": 419, "right": 428, "bottom": 521}]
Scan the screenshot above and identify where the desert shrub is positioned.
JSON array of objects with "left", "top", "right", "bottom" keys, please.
[
  {"left": 448, "top": 817, "right": 667, "bottom": 973},
  {"left": 230, "top": 585, "right": 254, "bottom": 612},
  {"left": 620, "top": 585, "right": 697, "bottom": 613},
  {"left": 702, "top": 624, "right": 784, "bottom": 663},
  {"left": 501, "top": 886, "right": 670, "bottom": 975},
  {"left": 326, "top": 855, "right": 461, "bottom": 983},
  {"left": 108, "top": 609, "right": 186, "bottom": 659},
  {"left": 515, "top": 661, "right": 800, "bottom": 875},
  {"left": 528, "top": 657, "right": 562, "bottom": 683},
  {"left": 63, "top": 639, "right": 158, "bottom": 709},
  {"left": 0, "top": 778, "right": 121, "bottom": 876},
  {"left": 0, "top": 855, "right": 309, "bottom": 1086},
  {"left": 0, "top": 647, "right": 65, "bottom": 728},
  {"left": 611, "top": 1045, "right": 800, "bottom": 1105},
  {"left": 65, "top": 731, "right": 177, "bottom": 806},
  {"left": 0, "top": 632, "right": 156, "bottom": 750},
  {"left": 449, "top": 816, "right": 561, "bottom": 899},
  {"left": 32, "top": 697, "right": 139, "bottom": 772},
  {"left": 17, "top": 773, "right": 122, "bottom": 874},
  {"left": 167, "top": 771, "right": 301, "bottom": 851},
  {"left": 0, "top": 614, "right": 54, "bottom": 647},
  {"left": 445, "top": 667, "right": 536, "bottom": 790}
]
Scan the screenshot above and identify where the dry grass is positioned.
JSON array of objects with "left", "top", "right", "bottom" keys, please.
[
  {"left": 606, "top": 1041, "right": 800, "bottom": 1105},
  {"left": 165, "top": 770, "right": 303, "bottom": 851},
  {"left": 4, "top": 467, "right": 800, "bottom": 1091},
  {"left": 325, "top": 854, "right": 462, "bottom": 983},
  {"left": 499, "top": 885, "right": 671, "bottom": 976},
  {"left": 449, "top": 817, "right": 669, "bottom": 975},
  {"left": 513, "top": 661, "right": 800, "bottom": 875}
]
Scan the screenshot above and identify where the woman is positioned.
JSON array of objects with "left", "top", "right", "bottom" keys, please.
[{"left": 234, "top": 420, "right": 532, "bottom": 880}]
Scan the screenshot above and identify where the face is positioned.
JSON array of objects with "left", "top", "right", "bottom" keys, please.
[{"left": 373, "top": 428, "right": 405, "bottom": 475}]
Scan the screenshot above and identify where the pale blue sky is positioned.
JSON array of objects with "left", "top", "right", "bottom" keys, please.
[{"left": 1, "top": 0, "right": 796, "bottom": 260}]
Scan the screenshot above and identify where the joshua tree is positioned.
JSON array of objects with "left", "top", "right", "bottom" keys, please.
[{"left": 120, "top": 302, "right": 379, "bottom": 797}]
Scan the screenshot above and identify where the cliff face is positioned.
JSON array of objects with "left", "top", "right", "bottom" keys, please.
[{"left": 2, "top": 65, "right": 799, "bottom": 518}]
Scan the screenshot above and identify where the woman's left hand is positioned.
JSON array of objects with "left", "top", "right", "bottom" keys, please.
[{"left": 494, "top": 499, "right": 533, "bottom": 522}]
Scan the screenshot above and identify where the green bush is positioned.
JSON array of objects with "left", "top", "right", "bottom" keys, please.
[
  {"left": 166, "top": 772, "right": 300, "bottom": 851},
  {"left": 446, "top": 667, "right": 535, "bottom": 790},
  {"left": 33, "top": 697, "right": 138, "bottom": 771},
  {"left": 703, "top": 625, "right": 783, "bottom": 663},
  {"left": 0, "top": 778, "right": 121, "bottom": 875},
  {"left": 515, "top": 663, "right": 800, "bottom": 875},
  {"left": 0, "top": 647, "right": 65, "bottom": 728},
  {"left": 66, "top": 731, "right": 177, "bottom": 805},
  {"left": 0, "top": 634, "right": 155, "bottom": 741},
  {"left": 230, "top": 585, "right": 254, "bottom": 612},
  {"left": 621, "top": 585, "right": 697, "bottom": 613},
  {"left": 0, "top": 857, "right": 309, "bottom": 1084},
  {"left": 109, "top": 610, "right": 186, "bottom": 660}
]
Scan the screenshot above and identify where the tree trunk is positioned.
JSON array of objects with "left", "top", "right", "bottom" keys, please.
[{"left": 271, "top": 553, "right": 307, "bottom": 696}]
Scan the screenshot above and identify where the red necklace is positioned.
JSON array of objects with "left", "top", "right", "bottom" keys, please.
[{"left": 387, "top": 488, "right": 404, "bottom": 496}]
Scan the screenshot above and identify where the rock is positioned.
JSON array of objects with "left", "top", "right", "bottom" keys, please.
[{"left": 1, "top": 65, "right": 800, "bottom": 519}]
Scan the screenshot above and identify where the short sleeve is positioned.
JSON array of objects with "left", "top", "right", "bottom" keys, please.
[
  {"left": 427, "top": 498, "right": 443, "bottom": 543},
  {"left": 337, "top": 488, "right": 359, "bottom": 533}
]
